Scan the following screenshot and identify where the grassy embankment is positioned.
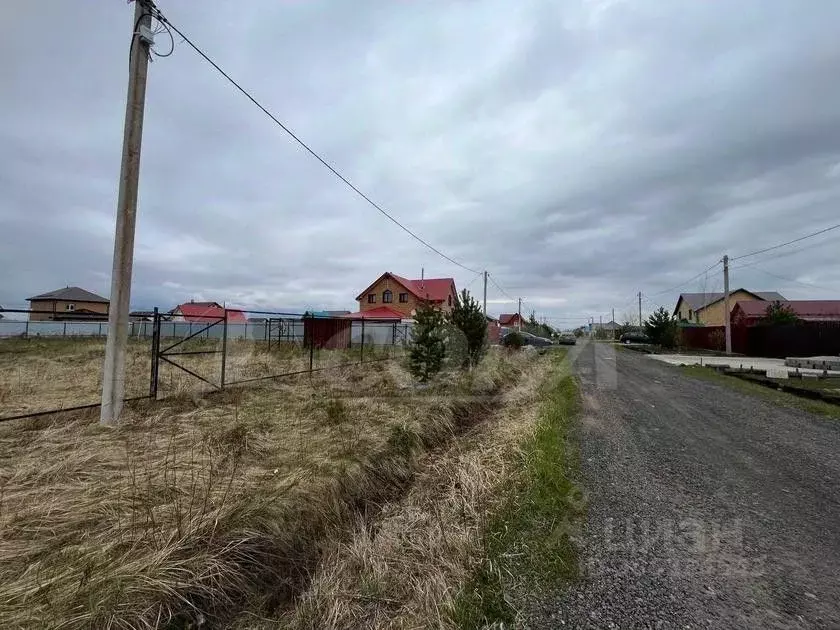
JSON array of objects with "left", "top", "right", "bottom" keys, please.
[{"left": 449, "top": 351, "right": 583, "bottom": 628}]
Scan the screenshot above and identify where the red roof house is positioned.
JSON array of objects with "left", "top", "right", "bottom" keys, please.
[
  {"left": 171, "top": 301, "right": 246, "bottom": 323},
  {"left": 499, "top": 313, "right": 524, "bottom": 328},
  {"left": 352, "top": 272, "right": 458, "bottom": 319},
  {"left": 732, "top": 300, "right": 840, "bottom": 326}
]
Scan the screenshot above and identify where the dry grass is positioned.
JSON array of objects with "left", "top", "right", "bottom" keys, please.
[
  {"left": 0, "top": 345, "right": 529, "bottom": 629},
  {"left": 0, "top": 336, "right": 402, "bottom": 418},
  {"left": 238, "top": 350, "right": 554, "bottom": 630},
  {"left": 0, "top": 338, "right": 151, "bottom": 417}
]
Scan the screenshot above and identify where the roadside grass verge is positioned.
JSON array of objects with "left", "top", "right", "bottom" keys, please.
[
  {"left": 259, "top": 351, "right": 550, "bottom": 630},
  {"left": 681, "top": 366, "right": 840, "bottom": 420},
  {"left": 449, "top": 352, "right": 582, "bottom": 628}
]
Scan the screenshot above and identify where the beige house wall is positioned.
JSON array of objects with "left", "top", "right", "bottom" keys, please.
[
  {"left": 28, "top": 300, "right": 109, "bottom": 321},
  {"left": 680, "top": 290, "right": 764, "bottom": 326}
]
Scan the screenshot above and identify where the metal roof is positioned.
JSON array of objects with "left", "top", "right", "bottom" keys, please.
[
  {"left": 676, "top": 290, "right": 786, "bottom": 312},
  {"left": 734, "top": 300, "right": 840, "bottom": 320},
  {"left": 27, "top": 286, "right": 109, "bottom": 303}
]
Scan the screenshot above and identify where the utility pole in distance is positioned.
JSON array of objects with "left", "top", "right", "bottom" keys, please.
[
  {"left": 101, "top": 0, "right": 153, "bottom": 426},
  {"left": 723, "top": 254, "right": 732, "bottom": 354},
  {"left": 482, "top": 270, "right": 487, "bottom": 316},
  {"left": 517, "top": 297, "right": 522, "bottom": 331},
  {"left": 638, "top": 292, "right": 643, "bottom": 328}
]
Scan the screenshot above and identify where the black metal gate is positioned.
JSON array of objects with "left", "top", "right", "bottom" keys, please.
[{"left": 150, "top": 309, "right": 228, "bottom": 399}]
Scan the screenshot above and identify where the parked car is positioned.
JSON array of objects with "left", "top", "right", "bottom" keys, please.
[
  {"left": 620, "top": 331, "right": 650, "bottom": 344},
  {"left": 501, "top": 331, "right": 554, "bottom": 347},
  {"left": 557, "top": 334, "right": 577, "bottom": 345},
  {"left": 522, "top": 332, "right": 554, "bottom": 347}
]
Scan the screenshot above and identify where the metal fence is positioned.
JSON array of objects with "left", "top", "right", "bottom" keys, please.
[{"left": 0, "top": 308, "right": 413, "bottom": 422}]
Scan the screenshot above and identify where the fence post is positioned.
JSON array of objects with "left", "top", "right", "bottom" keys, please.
[
  {"left": 24, "top": 320, "right": 29, "bottom": 338},
  {"left": 149, "top": 307, "right": 160, "bottom": 400},
  {"left": 99, "top": 323, "right": 103, "bottom": 336},
  {"left": 221, "top": 310, "right": 228, "bottom": 389},
  {"left": 63, "top": 322, "right": 67, "bottom": 337},
  {"left": 307, "top": 316, "right": 314, "bottom": 373},
  {"left": 360, "top": 318, "right": 365, "bottom": 364}
]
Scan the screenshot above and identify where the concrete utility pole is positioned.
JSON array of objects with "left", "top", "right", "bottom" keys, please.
[
  {"left": 101, "top": 0, "right": 152, "bottom": 426},
  {"left": 638, "top": 291, "right": 643, "bottom": 328},
  {"left": 612, "top": 308, "right": 615, "bottom": 324},
  {"left": 482, "top": 270, "right": 487, "bottom": 316},
  {"left": 517, "top": 297, "right": 522, "bottom": 331},
  {"left": 723, "top": 254, "right": 732, "bottom": 354}
]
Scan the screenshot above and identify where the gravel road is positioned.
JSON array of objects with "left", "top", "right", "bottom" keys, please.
[{"left": 528, "top": 340, "right": 840, "bottom": 629}]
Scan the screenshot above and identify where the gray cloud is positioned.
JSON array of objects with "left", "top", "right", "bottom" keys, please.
[{"left": 2, "top": 0, "right": 840, "bottom": 326}]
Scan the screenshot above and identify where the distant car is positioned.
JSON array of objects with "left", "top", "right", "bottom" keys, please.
[
  {"left": 557, "top": 334, "right": 577, "bottom": 345},
  {"left": 620, "top": 331, "right": 650, "bottom": 344}
]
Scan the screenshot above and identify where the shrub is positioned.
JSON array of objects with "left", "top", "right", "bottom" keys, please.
[
  {"left": 501, "top": 331, "right": 525, "bottom": 350},
  {"left": 446, "top": 289, "right": 488, "bottom": 369},
  {"left": 763, "top": 301, "right": 799, "bottom": 325},
  {"left": 408, "top": 301, "right": 446, "bottom": 382},
  {"left": 644, "top": 307, "right": 678, "bottom": 348}
]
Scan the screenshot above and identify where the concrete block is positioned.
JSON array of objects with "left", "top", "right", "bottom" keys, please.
[
  {"left": 785, "top": 356, "right": 840, "bottom": 371},
  {"left": 766, "top": 367, "right": 790, "bottom": 379}
]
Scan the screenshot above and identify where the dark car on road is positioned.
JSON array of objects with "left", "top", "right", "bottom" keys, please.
[
  {"left": 557, "top": 334, "right": 577, "bottom": 345},
  {"left": 620, "top": 331, "right": 650, "bottom": 344},
  {"left": 501, "top": 330, "right": 554, "bottom": 347}
]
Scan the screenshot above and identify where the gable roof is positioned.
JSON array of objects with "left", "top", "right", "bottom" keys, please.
[
  {"left": 356, "top": 272, "right": 456, "bottom": 303},
  {"left": 675, "top": 290, "right": 786, "bottom": 314},
  {"left": 27, "top": 286, "right": 109, "bottom": 303},
  {"left": 498, "top": 313, "right": 522, "bottom": 325},
  {"left": 172, "top": 301, "right": 246, "bottom": 323},
  {"left": 733, "top": 300, "right": 840, "bottom": 321}
]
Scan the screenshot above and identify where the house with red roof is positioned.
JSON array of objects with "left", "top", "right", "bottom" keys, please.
[
  {"left": 732, "top": 300, "right": 840, "bottom": 327},
  {"left": 170, "top": 301, "right": 246, "bottom": 324},
  {"left": 347, "top": 272, "right": 458, "bottom": 320},
  {"left": 498, "top": 313, "right": 525, "bottom": 329}
]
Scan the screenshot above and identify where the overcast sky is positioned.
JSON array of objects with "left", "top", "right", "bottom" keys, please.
[{"left": 2, "top": 0, "right": 839, "bottom": 326}]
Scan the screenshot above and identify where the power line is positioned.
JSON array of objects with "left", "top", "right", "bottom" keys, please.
[
  {"left": 731, "top": 222, "right": 840, "bottom": 262},
  {"left": 487, "top": 274, "right": 517, "bottom": 302},
  {"left": 148, "top": 3, "right": 481, "bottom": 275},
  {"left": 646, "top": 260, "right": 722, "bottom": 298},
  {"left": 731, "top": 231, "right": 840, "bottom": 266},
  {"left": 463, "top": 269, "right": 484, "bottom": 291},
  {"left": 732, "top": 259, "right": 835, "bottom": 291},
  {"left": 641, "top": 293, "right": 670, "bottom": 311}
]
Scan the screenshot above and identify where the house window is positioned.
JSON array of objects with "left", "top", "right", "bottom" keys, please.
[
  {"left": 367, "top": 294, "right": 376, "bottom": 304},
  {"left": 383, "top": 290, "right": 393, "bottom": 303},
  {"left": 688, "top": 309, "right": 692, "bottom": 320},
  {"left": 65, "top": 303, "right": 75, "bottom": 311},
  {"left": 448, "top": 295, "right": 452, "bottom": 307},
  {"left": 398, "top": 292, "right": 408, "bottom": 303}
]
